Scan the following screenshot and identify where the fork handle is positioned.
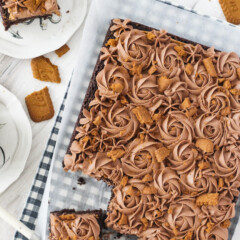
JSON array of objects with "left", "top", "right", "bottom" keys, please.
[{"left": 0, "top": 205, "right": 34, "bottom": 239}]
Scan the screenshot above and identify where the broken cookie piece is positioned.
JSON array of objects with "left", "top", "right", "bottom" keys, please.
[
  {"left": 55, "top": 44, "right": 70, "bottom": 57},
  {"left": 196, "top": 138, "right": 214, "bottom": 153},
  {"left": 203, "top": 58, "right": 217, "bottom": 77},
  {"left": 107, "top": 149, "right": 125, "bottom": 161},
  {"left": 132, "top": 106, "right": 153, "bottom": 125},
  {"left": 196, "top": 193, "right": 219, "bottom": 206},
  {"left": 31, "top": 56, "right": 61, "bottom": 83},
  {"left": 25, "top": 87, "right": 54, "bottom": 122},
  {"left": 154, "top": 147, "right": 170, "bottom": 162},
  {"left": 24, "top": 0, "right": 43, "bottom": 13},
  {"left": 157, "top": 76, "right": 172, "bottom": 93}
]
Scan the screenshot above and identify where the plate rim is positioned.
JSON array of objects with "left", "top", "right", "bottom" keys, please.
[
  {"left": 0, "top": 84, "right": 32, "bottom": 194},
  {"left": 0, "top": 0, "right": 87, "bottom": 59}
]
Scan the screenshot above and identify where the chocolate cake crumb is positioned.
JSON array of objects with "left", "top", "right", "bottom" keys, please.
[
  {"left": 72, "top": 187, "right": 76, "bottom": 190},
  {"left": 77, "top": 177, "right": 86, "bottom": 185},
  {"left": 117, "top": 233, "right": 123, "bottom": 238}
]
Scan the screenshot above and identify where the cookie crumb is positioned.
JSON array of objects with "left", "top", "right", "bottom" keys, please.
[
  {"left": 77, "top": 177, "right": 86, "bottom": 185},
  {"left": 55, "top": 44, "right": 70, "bottom": 57},
  {"left": 196, "top": 193, "right": 219, "bottom": 206}
]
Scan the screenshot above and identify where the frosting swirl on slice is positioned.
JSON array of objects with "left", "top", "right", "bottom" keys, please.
[{"left": 50, "top": 213, "right": 100, "bottom": 240}]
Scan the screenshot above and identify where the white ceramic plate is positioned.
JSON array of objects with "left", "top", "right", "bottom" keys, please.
[
  {"left": 0, "top": 0, "right": 87, "bottom": 59},
  {"left": 0, "top": 85, "right": 32, "bottom": 194}
]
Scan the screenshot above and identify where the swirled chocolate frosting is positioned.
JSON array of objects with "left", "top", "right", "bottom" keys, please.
[
  {"left": 64, "top": 19, "right": 240, "bottom": 239},
  {"left": 50, "top": 212, "right": 100, "bottom": 240},
  {"left": 2, "top": 0, "right": 60, "bottom": 20}
]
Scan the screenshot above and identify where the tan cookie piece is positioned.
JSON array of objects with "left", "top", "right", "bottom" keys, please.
[
  {"left": 25, "top": 87, "right": 54, "bottom": 122},
  {"left": 55, "top": 44, "right": 70, "bottom": 57},
  {"left": 181, "top": 97, "right": 191, "bottom": 110},
  {"left": 219, "top": 0, "right": 240, "bottom": 24},
  {"left": 185, "top": 63, "right": 193, "bottom": 75},
  {"left": 203, "top": 58, "right": 217, "bottom": 77},
  {"left": 31, "top": 56, "right": 61, "bottom": 83},
  {"left": 120, "top": 176, "right": 128, "bottom": 187},
  {"left": 132, "top": 106, "right": 153, "bottom": 125},
  {"left": 154, "top": 147, "right": 170, "bottom": 162},
  {"left": 157, "top": 76, "right": 172, "bottom": 93},
  {"left": 196, "top": 138, "right": 214, "bottom": 153},
  {"left": 174, "top": 45, "right": 186, "bottom": 57},
  {"left": 24, "top": 0, "right": 43, "bottom": 13},
  {"left": 196, "top": 193, "right": 219, "bottom": 206},
  {"left": 107, "top": 149, "right": 125, "bottom": 161}
]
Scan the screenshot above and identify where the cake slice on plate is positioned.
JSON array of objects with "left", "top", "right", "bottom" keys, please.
[{"left": 0, "top": 0, "right": 60, "bottom": 30}]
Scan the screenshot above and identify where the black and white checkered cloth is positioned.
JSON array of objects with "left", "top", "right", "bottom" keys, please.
[{"left": 14, "top": 90, "right": 68, "bottom": 240}]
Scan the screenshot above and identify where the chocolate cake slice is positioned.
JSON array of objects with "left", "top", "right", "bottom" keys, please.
[
  {"left": 64, "top": 19, "right": 240, "bottom": 239},
  {"left": 49, "top": 209, "right": 104, "bottom": 240},
  {"left": 0, "top": 0, "right": 60, "bottom": 30}
]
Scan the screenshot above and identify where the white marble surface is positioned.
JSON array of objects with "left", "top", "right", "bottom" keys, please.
[{"left": 0, "top": 0, "right": 230, "bottom": 239}]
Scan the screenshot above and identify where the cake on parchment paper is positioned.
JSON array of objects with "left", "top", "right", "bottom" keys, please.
[{"left": 63, "top": 19, "right": 240, "bottom": 239}]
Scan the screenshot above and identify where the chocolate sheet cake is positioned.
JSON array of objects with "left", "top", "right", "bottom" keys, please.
[
  {"left": 0, "top": 0, "right": 60, "bottom": 30},
  {"left": 64, "top": 19, "right": 240, "bottom": 239},
  {"left": 49, "top": 209, "right": 104, "bottom": 240}
]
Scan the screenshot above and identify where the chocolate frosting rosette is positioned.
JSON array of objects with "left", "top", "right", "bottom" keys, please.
[
  {"left": 117, "top": 29, "right": 154, "bottom": 71},
  {"left": 162, "top": 198, "right": 202, "bottom": 239},
  {"left": 180, "top": 167, "right": 218, "bottom": 196},
  {"left": 128, "top": 74, "right": 167, "bottom": 110},
  {"left": 195, "top": 113, "right": 228, "bottom": 147},
  {"left": 183, "top": 59, "right": 217, "bottom": 96},
  {"left": 196, "top": 225, "right": 229, "bottom": 240},
  {"left": 105, "top": 182, "right": 161, "bottom": 236},
  {"left": 139, "top": 227, "right": 171, "bottom": 240},
  {"left": 153, "top": 168, "right": 182, "bottom": 201},
  {"left": 216, "top": 51, "right": 240, "bottom": 82},
  {"left": 121, "top": 139, "right": 162, "bottom": 179},
  {"left": 82, "top": 152, "right": 123, "bottom": 185},
  {"left": 169, "top": 140, "right": 200, "bottom": 175},
  {"left": 198, "top": 84, "right": 230, "bottom": 115},
  {"left": 100, "top": 102, "right": 139, "bottom": 145},
  {"left": 50, "top": 214, "right": 100, "bottom": 240},
  {"left": 196, "top": 193, "right": 235, "bottom": 240},
  {"left": 155, "top": 43, "right": 183, "bottom": 78},
  {"left": 213, "top": 146, "right": 240, "bottom": 181},
  {"left": 96, "top": 64, "right": 131, "bottom": 100},
  {"left": 157, "top": 111, "right": 194, "bottom": 148}
]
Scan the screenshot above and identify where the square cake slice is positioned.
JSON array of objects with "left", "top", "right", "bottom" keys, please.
[
  {"left": 49, "top": 209, "right": 104, "bottom": 240},
  {"left": 0, "top": 0, "right": 60, "bottom": 30}
]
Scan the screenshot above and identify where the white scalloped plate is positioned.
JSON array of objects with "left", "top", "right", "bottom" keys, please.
[
  {"left": 0, "top": 85, "right": 32, "bottom": 194},
  {"left": 0, "top": 0, "right": 87, "bottom": 59}
]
